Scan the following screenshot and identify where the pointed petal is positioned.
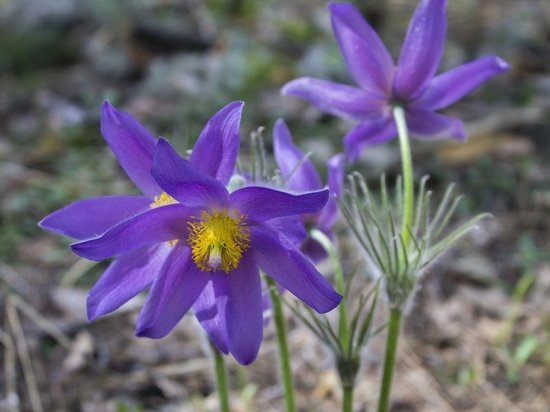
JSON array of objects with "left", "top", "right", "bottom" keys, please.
[
  {"left": 317, "top": 153, "right": 345, "bottom": 230},
  {"left": 152, "top": 138, "right": 229, "bottom": 208},
  {"left": 344, "top": 116, "right": 396, "bottom": 161},
  {"left": 192, "top": 277, "right": 229, "bottom": 354},
  {"left": 87, "top": 244, "right": 171, "bottom": 320},
  {"left": 39, "top": 195, "right": 152, "bottom": 240},
  {"left": 224, "top": 254, "right": 263, "bottom": 365},
  {"left": 136, "top": 245, "right": 209, "bottom": 339},
  {"left": 273, "top": 119, "right": 321, "bottom": 192},
  {"left": 393, "top": 0, "right": 447, "bottom": 99},
  {"left": 189, "top": 102, "right": 244, "bottom": 185},
  {"left": 230, "top": 186, "right": 328, "bottom": 221},
  {"left": 251, "top": 224, "right": 342, "bottom": 313},
  {"left": 266, "top": 217, "right": 307, "bottom": 246},
  {"left": 329, "top": 3, "right": 394, "bottom": 93},
  {"left": 100, "top": 101, "right": 161, "bottom": 197},
  {"left": 281, "top": 78, "right": 386, "bottom": 120},
  {"left": 413, "top": 56, "right": 511, "bottom": 110},
  {"left": 71, "top": 204, "right": 195, "bottom": 261},
  {"left": 406, "top": 109, "right": 466, "bottom": 140},
  {"left": 326, "top": 153, "right": 345, "bottom": 198}
]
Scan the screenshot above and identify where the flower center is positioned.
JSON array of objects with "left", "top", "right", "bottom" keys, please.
[
  {"left": 150, "top": 192, "right": 177, "bottom": 208},
  {"left": 188, "top": 209, "right": 250, "bottom": 273}
]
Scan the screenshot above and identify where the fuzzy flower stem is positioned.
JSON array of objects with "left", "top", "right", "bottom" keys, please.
[
  {"left": 377, "top": 307, "right": 402, "bottom": 412},
  {"left": 212, "top": 341, "right": 230, "bottom": 412},
  {"left": 310, "top": 229, "right": 350, "bottom": 355},
  {"left": 343, "top": 384, "right": 354, "bottom": 412},
  {"left": 393, "top": 106, "right": 414, "bottom": 248},
  {"left": 266, "top": 276, "right": 297, "bottom": 412}
]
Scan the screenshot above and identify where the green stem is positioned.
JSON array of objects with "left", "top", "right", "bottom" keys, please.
[
  {"left": 310, "top": 229, "right": 350, "bottom": 355},
  {"left": 212, "top": 341, "right": 230, "bottom": 412},
  {"left": 393, "top": 106, "right": 414, "bottom": 248},
  {"left": 343, "top": 383, "right": 354, "bottom": 412},
  {"left": 266, "top": 276, "right": 297, "bottom": 412},
  {"left": 338, "top": 356, "right": 359, "bottom": 412},
  {"left": 377, "top": 307, "right": 402, "bottom": 412}
]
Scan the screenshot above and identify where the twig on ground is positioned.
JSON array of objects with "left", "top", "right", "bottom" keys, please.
[
  {"left": 10, "top": 294, "right": 71, "bottom": 350},
  {"left": 6, "top": 296, "right": 44, "bottom": 412},
  {"left": 0, "top": 264, "right": 31, "bottom": 296},
  {"left": 0, "top": 327, "right": 20, "bottom": 412}
]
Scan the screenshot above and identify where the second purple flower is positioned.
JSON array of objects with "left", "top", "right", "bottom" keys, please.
[{"left": 282, "top": 0, "right": 510, "bottom": 160}]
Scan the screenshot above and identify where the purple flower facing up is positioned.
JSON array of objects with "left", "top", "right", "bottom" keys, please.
[
  {"left": 282, "top": 0, "right": 510, "bottom": 160},
  {"left": 40, "top": 100, "right": 243, "bottom": 322},
  {"left": 274, "top": 119, "right": 345, "bottom": 261},
  {"left": 42, "top": 104, "right": 342, "bottom": 365}
]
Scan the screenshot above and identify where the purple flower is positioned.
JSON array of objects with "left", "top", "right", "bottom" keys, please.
[
  {"left": 273, "top": 119, "right": 345, "bottom": 261},
  {"left": 40, "top": 101, "right": 243, "bottom": 322},
  {"left": 282, "top": 1, "right": 510, "bottom": 160},
  {"left": 40, "top": 101, "right": 341, "bottom": 364},
  {"left": 67, "top": 138, "right": 341, "bottom": 365}
]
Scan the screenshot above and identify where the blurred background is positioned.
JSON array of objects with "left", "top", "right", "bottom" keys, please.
[{"left": 0, "top": 0, "right": 549, "bottom": 410}]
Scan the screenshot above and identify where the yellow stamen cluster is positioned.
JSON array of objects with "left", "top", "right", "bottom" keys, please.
[
  {"left": 150, "top": 192, "right": 177, "bottom": 208},
  {"left": 188, "top": 209, "right": 250, "bottom": 273}
]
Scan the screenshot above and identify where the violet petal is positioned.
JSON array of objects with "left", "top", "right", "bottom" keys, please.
[
  {"left": 281, "top": 78, "right": 386, "bottom": 120},
  {"left": 100, "top": 101, "right": 161, "bottom": 197},
  {"left": 413, "top": 56, "right": 510, "bottom": 110},
  {"left": 317, "top": 153, "right": 345, "bottom": 230},
  {"left": 266, "top": 216, "right": 307, "bottom": 246},
  {"left": 273, "top": 119, "right": 322, "bottom": 192},
  {"left": 135, "top": 245, "right": 209, "bottom": 339},
  {"left": 71, "top": 204, "right": 195, "bottom": 261},
  {"left": 38, "top": 195, "right": 151, "bottom": 240},
  {"left": 189, "top": 101, "right": 244, "bottom": 186},
  {"left": 393, "top": 0, "right": 447, "bottom": 100},
  {"left": 344, "top": 116, "right": 396, "bottom": 161},
  {"left": 329, "top": 2, "right": 394, "bottom": 93},
  {"left": 301, "top": 237, "right": 328, "bottom": 263},
  {"left": 225, "top": 254, "right": 263, "bottom": 365},
  {"left": 251, "top": 223, "right": 342, "bottom": 313},
  {"left": 152, "top": 138, "right": 229, "bottom": 208},
  {"left": 193, "top": 277, "right": 230, "bottom": 354},
  {"left": 229, "top": 186, "right": 328, "bottom": 221},
  {"left": 406, "top": 108, "right": 466, "bottom": 140},
  {"left": 87, "top": 244, "right": 171, "bottom": 320}
]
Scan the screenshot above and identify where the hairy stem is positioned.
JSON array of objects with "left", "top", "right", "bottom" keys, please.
[
  {"left": 377, "top": 307, "right": 402, "bottom": 412},
  {"left": 343, "top": 383, "right": 354, "bottom": 412},
  {"left": 267, "top": 276, "right": 297, "bottom": 412},
  {"left": 212, "top": 341, "right": 230, "bottom": 412}
]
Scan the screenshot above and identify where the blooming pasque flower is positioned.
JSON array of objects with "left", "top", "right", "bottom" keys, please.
[
  {"left": 39, "top": 101, "right": 244, "bottom": 322},
  {"left": 68, "top": 137, "right": 342, "bottom": 364},
  {"left": 282, "top": 0, "right": 510, "bottom": 160},
  {"left": 273, "top": 119, "right": 344, "bottom": 261}
]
